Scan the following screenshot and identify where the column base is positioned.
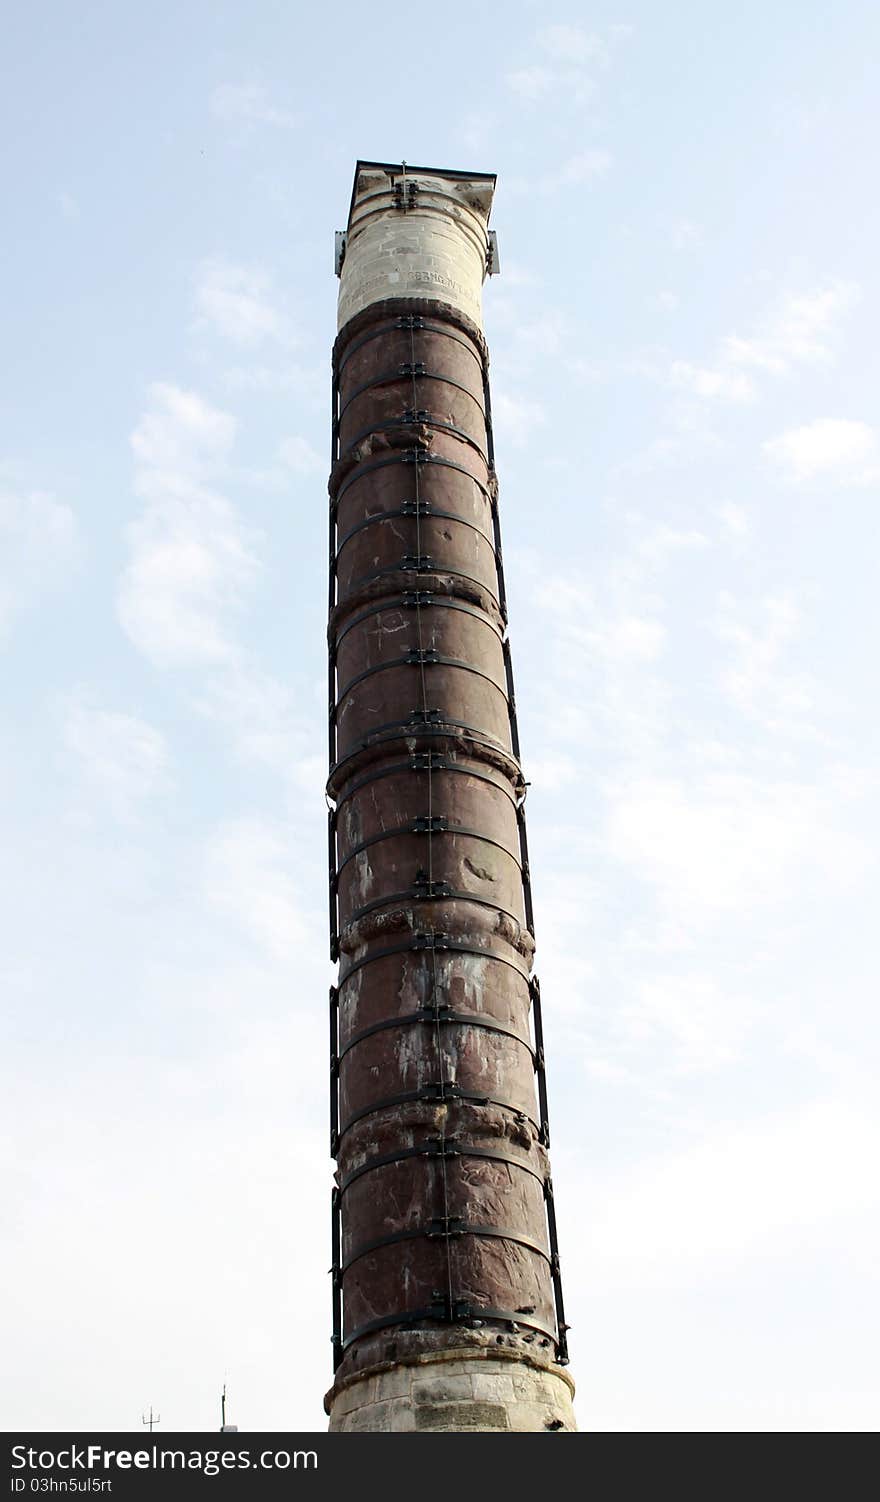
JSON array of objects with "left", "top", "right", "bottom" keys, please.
[{"left": 326, "top": 1348, "right": 576, "bottom": 1432}]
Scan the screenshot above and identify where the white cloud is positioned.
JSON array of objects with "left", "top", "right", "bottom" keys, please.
[
  {"left": 506, "top": 65, "right": 555, "bottom": 101},
  {"left": 62, "top": 694, "right": 171, "bottom": 819},
  {"left": 194, "top": 261, "right": 288, "bottom": 348},
  {"left": 524, "top": 753, "right": 579, "bottom": 791},
  {"left": 491, "top": 391, "right": 547, "bottom": 446},
  {"left": 204, "top": 819, "right": 308, "bottom": 961},
  {"left": 538, "top": 25, "right": 610, "bottom": 65},
  {"left": 548, "top": 149, "right": 613, "bottom": 187},
  {"left": 584, "top": 1099, "right": 880, "bottom": 1281},
  {"left": 663, "top": 281, "right": 859, "bottom": 408},
  {"left": 670, "top": 219, "right": 703, "bottom": 250},
  {"left": 603, "top": 772, "right": 870, "bottom": 926},
  {"left": 455, "top": 111, "right": 497, "bottom": 155},
  {"left": 714, "top": 591, "right": 818, "bottom": 734},
  {"left": 521, "top": 519, "right": 706, "bottom": 766},
  {"left": 669, "top": 360, "right": 755, "bottom": 402},
  {"left": 508, "top": 22, "right": 630, "bottom": 100},
  {"left": 621, "top": 974, "right": 753, "bottom": 1072},
  {"left": 278, "top": 434, "right": 324, "bottom": 474},
  {"left": 119, "top": 384, "right": 258, "bottom": 667},
  {"left": 57, "top": 190, "right": 80, "bottom": 220},
  {"left": 718, "top": 502, "right": 750, "bottom": 538},
  {"left": 210, "top": 82, "right": 299, "bottom": 129},
  {"left": 193, "top": 663, "right": 310, "bottom": 776},
  {"left": 723, "top": 281, "right": 859, "bottom": 373},
  {"left": 0, "top": 486, "right": 78, "bottom": 637},
  {"left": 130, "top": 382, "right": 236, "bottom": 471},
  {"left": 763, "top": 418, "right": 879, "bottom": 484}
]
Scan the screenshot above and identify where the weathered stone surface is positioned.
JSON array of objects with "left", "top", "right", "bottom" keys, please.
[
  {"left": 337, "top": 168, "right": 494, "bottom": 330},
  {"left": 327, "top": 1351, "right": 576, "bottom": 1433},
  {"left": 416, "top": 1402, "right": 508, "bottom": 1432}
]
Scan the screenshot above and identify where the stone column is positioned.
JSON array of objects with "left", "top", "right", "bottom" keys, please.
[{"left": 324, "top": 162, "right": 576, "bottom": 1433}]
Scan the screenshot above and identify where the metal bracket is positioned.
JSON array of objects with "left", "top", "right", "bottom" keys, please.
[
  {"left": 427, "top": 1215, "right": 464, "bottom": 1238},
  {"left": 331, "top": 449, "right": 494, "bottom": 508},
  {"left": 334, "top": 501, "right": 494, "bottom": 560},
  {"left": 332, "top": 755, "right": 522, "bottom": 820},
  {"left": 338, "top": 1136, "right": 548, "bottom": 1196},
  {"left": 337, "top": 1080, "right": 539, "bottom": 1145},
  {"left": 412, "top": 813, "right": 447, "bottom": 832},
  {"left": 336, "top": 1006, "right": 534, "bottom": 1064},
  {"left": 337, "top": 932, "right": 531, "bottom": 993},
  {"left": 413, "top": 870, "right": 452, "bottom": 897},
  {"left": 341, "top": 1218, "right": 550, "bottom": 1276},
  {"left": 393, "top": 179, "right": 419, "bottom": 212}
]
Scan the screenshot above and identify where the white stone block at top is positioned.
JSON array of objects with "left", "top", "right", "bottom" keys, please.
[{"left": 337, "top": 164, "right": 496, "bottom": 333}]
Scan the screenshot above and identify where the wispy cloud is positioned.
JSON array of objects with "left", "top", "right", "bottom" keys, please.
[
  {"left": 119, "top": 383, "right": 258, "bottom": 667},
  {"left": 763, "top": 418, "right": 879, "bottom": 484},
  {"left": 538, "top": 24, "right": 613, "bottom": 66},
  {"left": 506, "top": 65, "right": 557, "bottom": 102},
  {"left": 620, "top": 973, "right": 754, "bottom": 1072},
  {"left": 582, "top": 1100, "right": 880, "bottom": 1281},
  {"left": 669, "top": 360, "right": 755, "bottom": 402},
  {"left": 670, "top": 218, "right": 703, "bottom": 250},
  {"left": 661, "top": 281, "right": 860, "bottom": 406},
  {"left": 277, "top": 434, "right": 324, "bottom": 474},
  {"left": 723, "top": 281, "right": 860, "bottom": 374},
  {"left": 62, "top": 692, "right": 172, "bottom": 820},
  {"left": 194, "top": 261, "right": 291, "bottom": 348},
  {"left": 210, "top": 82, "right": 300, "bottom": 130},
  {"left": 56, "top": 190, "right": 80, "bottom": 221},
  {"left": 193, "top": 662, "right": 313, "bottom": 778},
  {"left": 491, "top": 391, "right": 547, "bottom": 447},
  {"left": 714, "top": 591, "right": 819, "bottom": 736},
  {"left": 546, "top": 149, "right": 613, "bottom": 189},
  {"left": 507, "top": 21, "right": 631, "bottom": 101},
  {"left": 203, "top": 818, "right": 308, "bottom": 961},
  {"left": 602, "top": 771, "right": 869, "bottom": 928},
  {"left": 0, "top": 485, "right": 78, "bottom": 638}
]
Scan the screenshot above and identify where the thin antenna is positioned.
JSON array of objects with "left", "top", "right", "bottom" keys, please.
[
  {"left": 142, "top": 1406, "right": 160, "bottom": 1433},
  {"left": 220, "top": 1379, "right": 238, "bottom": 1433}
]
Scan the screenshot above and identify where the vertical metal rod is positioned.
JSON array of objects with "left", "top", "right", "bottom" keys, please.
[
  {"left": 517, "top": 801, "right": 535, "bottom": 937},
  {"left": 331, "top": 1186, "right": 342, "bottom": 1369},
  {"left": 327, "top": 647, "right": 337, "bottom": 769},
  {"left": 490, "top": 498, "right": 508, "bottom": 624},
  {"left": 502, "top": 638, "right": 521, "bottom": 762},
  {"left": 328, "top": 808, "right": 338, "bottom": 962},
  {"left": 544, "top": 1178, "right": 569, "bottom": 1365},
  {"left": 329, "top": 985, "right": 339, "bottom": 1157},
  {"left": 482, "top": 358, "right": 496, "bottom": 469},
  {"left": 530, "top": 975, "right": 551, "bottom": 1149}
]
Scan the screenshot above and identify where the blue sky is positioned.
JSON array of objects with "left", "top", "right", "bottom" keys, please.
[{"left": 2, "top": 0, "right": 878, "bottom": 1432}]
